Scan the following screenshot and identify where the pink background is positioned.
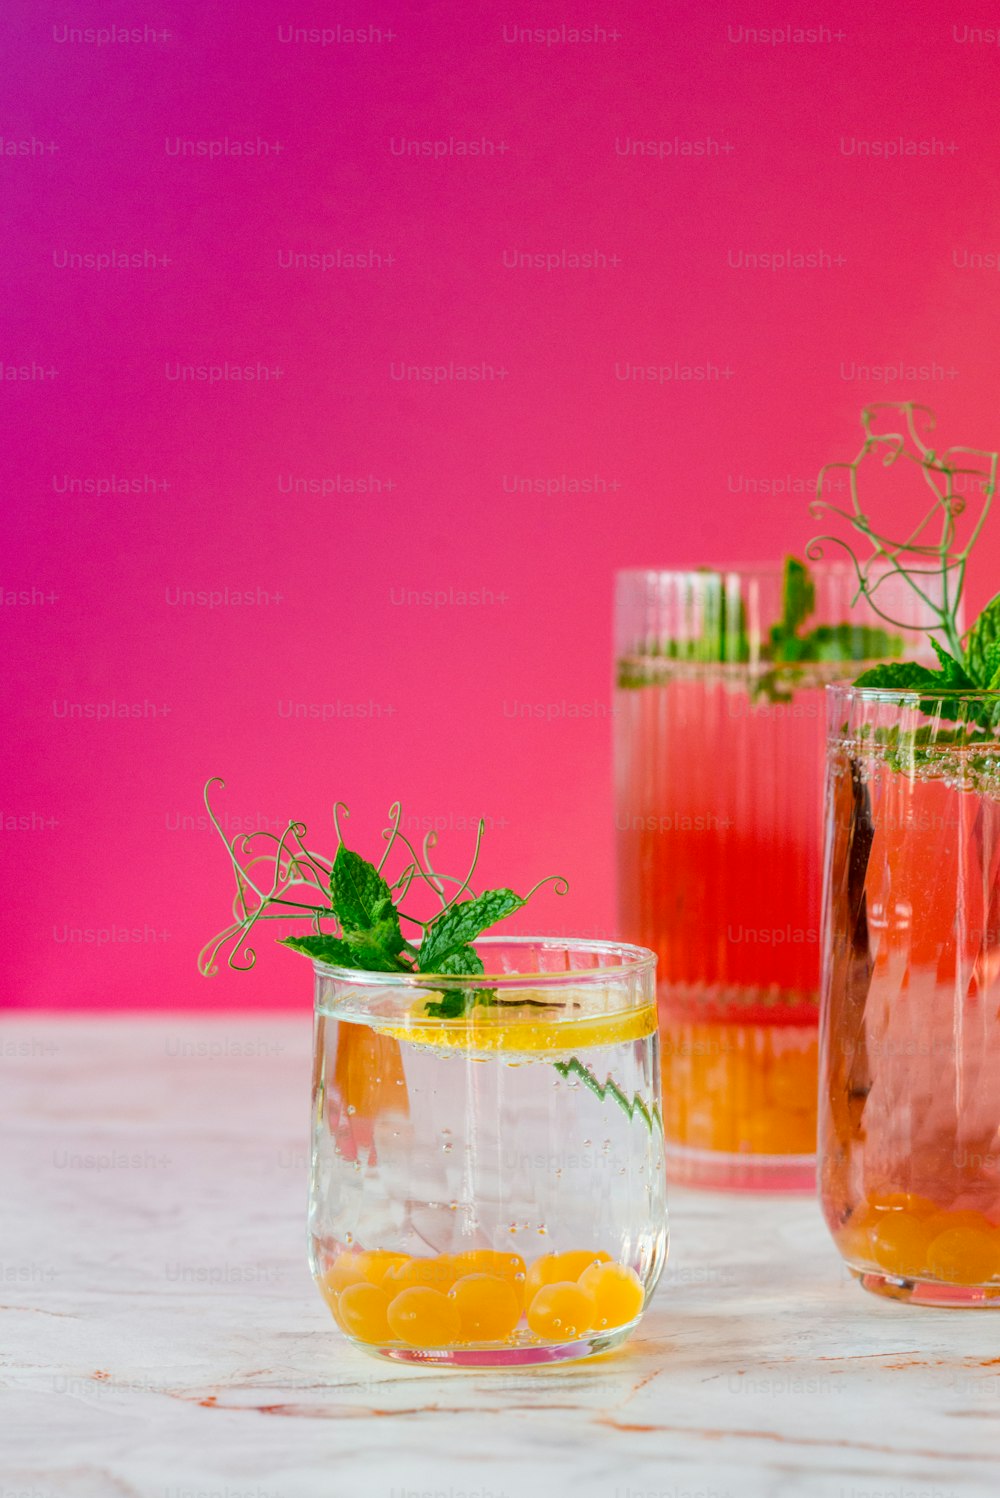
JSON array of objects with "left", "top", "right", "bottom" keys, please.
[{"left": 5, "top": 0, "right": 1000, "bottom": 1010}]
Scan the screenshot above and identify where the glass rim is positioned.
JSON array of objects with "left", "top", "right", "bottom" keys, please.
[
  {"left": 616, "top": 559, "right": 893, "bottom": 583},
  {"left": 310, "top": 934, "right": 657, "bottom": 988},
  {"left": 827, "top": 683, "right": 1000, "bottom": 702}
]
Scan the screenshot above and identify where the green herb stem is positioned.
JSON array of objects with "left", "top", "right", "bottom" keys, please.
[{"left": 553, "top": 1056, "right": 662, "bottom": 1134}]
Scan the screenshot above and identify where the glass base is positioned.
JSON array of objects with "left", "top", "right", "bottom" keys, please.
[
  {"left": 852, "top": 1268, "right": 1000, "bottom": 1308},
  {"left": 346, "top": 1318, "right": 640, "bottom": 1368},
  {"left": 666, "top": 1143, "right": 815, "bottom": 1192}
]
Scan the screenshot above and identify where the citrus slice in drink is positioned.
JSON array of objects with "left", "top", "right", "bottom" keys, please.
[{"left": 375, "top": 991, "right": 657, "bottom": 1057}]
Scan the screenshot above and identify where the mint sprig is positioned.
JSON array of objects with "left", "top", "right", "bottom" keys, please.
[
  {"left": 776, "top": 555, "right": 815, "bottom": 639},
  {"left": 851, "top": 661, "right": 946, "bottom": 692},
  {"left": 928, "top": 637, "right": 976, "bottom": 687},
  {"left": 329, "top": 844, "right": 399, "bottom": 935},
  {"left": 964, "top": 592, "right": 1000, "bottom": 689},
  {"left": 281, "top": 849, "right": 538, "bottom": 986},
  {"left": 199, "top": 789, "right": 567, "bottom": 1005},
  {"left": 854, "top": 595, "right": 1000, "bottom": 728},
  {"left": 281, "top": 842, "right": 411, "bottom": 973},
  {"left": 418, "top": 888, "right": 525, "bottom": 971},
  {"left": 421, "top": 944, "right": 487, "bottom": 1018},
  {"left": 617, "top": 554, "right": 901, "bottom": 694},
  {"left": 280, "top": 932, "right": 363, "bottom": 967},
  {"left": 767, "top": 556, "right": 901, "bottom": 668}
]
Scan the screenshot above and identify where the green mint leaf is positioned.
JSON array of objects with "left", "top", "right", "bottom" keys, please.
[
  {"left": 418, "top": 888, "right": 525, "bottom": 972},
  {"left": 767, "top": 627, "right": 806, "bottom": 664},
  {"left": 854, "top": 652, "right": 975, "bottom": 724},
  {"left": 969, "top": 633, "right": 1000, "bottom": 694},
  {"left": 796, "top": 622, "right": 902, "bottom": 663},
  {"left": 852, "top": 661, "right": 944, "bottom": 690},
  {"left": 436, "top": 944, "right": 485, "bottom": 977},
  {"left": 963, "top": 592, "right": 1000, "bottom": 687},
  {"left": 781, "top": 556, "right": 815, "bottom": 636},
  {"left": 422, "top": 949, "right": 499, "bottom": 1018},
  {"left": 768, "top": 557, "right": 817, "bottom": 661},
  {"left": 280, "top": 933, "right": 367, "bottom": 967},
  {"left": 767, "top": 618, "right": 903, "bottom": 668},
  {"left": 342, "top": 913, "right": 409, "bottom": 972},
  {"left": 929, "top": 637, "right": 977, "bottom": 689},
  {"left": 422, "top": 946, "right": 491, "bottom": 1018},
  {"left": 282, "top": 918, "right": 410, "bottom": 973},
  {"left": 330, "top": 844, "right": 395, "bottom": 932},
  {"left": 422, "top": 990, "right": 471, "bottom": 1019}
]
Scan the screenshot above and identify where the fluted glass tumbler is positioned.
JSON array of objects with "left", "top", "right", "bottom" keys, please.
[
  {"left": 615, "top": 563, "right": 935, "bottom": 1190},
  {"left": 819, "top": 686, "right": 1000, "bottom": 1305},
  {"left": 309, "top": 937, "right": 668, "bottom": 1364}
]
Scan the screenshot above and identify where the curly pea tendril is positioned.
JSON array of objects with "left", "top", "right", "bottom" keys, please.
[
  {"left": 807, "top": 401, "right": 998, "bottom": 662},
  {"left": 197, "top": 780, "right": 566, "bottom": 977}
]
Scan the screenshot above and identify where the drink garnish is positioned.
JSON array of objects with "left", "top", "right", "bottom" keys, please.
[
  {"left": 199, "top": 784, "right": 659, "bottom": 1127},
  {"left": 808, "top": 402, "right": 1000, "bottom": 718},
  {"left": 553, "top": 1056, "right": 661, "bottom": 1132},
  {"left": 616, "top": 554, "right": 901, "bottom": 697},
  {"left": 198, "top": 780, "right": 566, "bottom": 1016}
]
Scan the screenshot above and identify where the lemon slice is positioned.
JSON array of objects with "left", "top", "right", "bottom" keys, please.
[{"left": 375, "top": 997, "right": 657, "bottom": 1055}]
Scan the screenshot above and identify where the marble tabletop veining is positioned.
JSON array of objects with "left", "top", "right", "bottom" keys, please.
[{"left": 3, "top": 1016, "right": 999, "bottom": 1498}]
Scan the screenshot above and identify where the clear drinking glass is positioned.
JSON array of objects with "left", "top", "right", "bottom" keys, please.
[
  {"left": 309, "top": 936, "right": 668, "bottom": 1364},
  {"left": 819, "top": 685, "right": 1000, "bottom": 1305},
  {"left": 615, "top": 563, "right": 938, "bottom": 1190}
]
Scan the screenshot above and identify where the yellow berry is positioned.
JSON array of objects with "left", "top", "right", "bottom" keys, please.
[
  {"left": 449, "top": 1274, "right": 521, "bottom": 1341},
  {"left": 383, "top": 1255, "right": 456, "bottom": 1294},
  {"left": 869, "top": 1213, "right": 934, "bottom": 1278},
  {"left": 552, "top": 1248, "right": 611, "bottom": 1280},
  {"left": 923, "top": 1209, "right": 990, "bottom": 1239},
  {"left": 835, "top": 1211, "right": 874, "bottom": 1262},
  {"left": 356, "top": 1251, "right": 409, "bottom": 1286},
  {"left": 926, "top": 1226, "right": 1000, "bottom": 1286},
  {"left": 577, "top": 1261, "right": 645, "bottom": 1329},
  {"left": 336, "top": 1282, "right": 391, "bottom": 1344},
  {"left": 387, "top": 1286, "right": 462, "bottom": 1348},
  {"left": 526, "top": 1281, "right": 595, "bottom": 1341},
  {"left": 525, "top": 1249, "right": 609, "bottom": 1303},
  {"left": 903, "top": 1195, "right": 939, "bottom": 1219},
  {"left": 452, "top": 1250, "right": 527, "bottom": 1307},
  {"left": 318, "top": 1252, "right": 368, "bottom": 1304}
]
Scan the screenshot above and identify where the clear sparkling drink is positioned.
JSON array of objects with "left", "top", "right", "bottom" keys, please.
[{"left": 309, "top": 938, "right": 668, "bottom": 1364}]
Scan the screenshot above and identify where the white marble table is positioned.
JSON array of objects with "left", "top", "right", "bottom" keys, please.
[{"left": 4, "top": 1017, "right": 1000, "bottom": 1498}]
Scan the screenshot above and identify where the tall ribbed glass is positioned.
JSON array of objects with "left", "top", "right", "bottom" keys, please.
[{"left": 614, "top": 563, "right": 939, "bottom": 1190}]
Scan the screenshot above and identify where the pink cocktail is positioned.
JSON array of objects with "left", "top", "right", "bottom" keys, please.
[
  {"left": 615, "top": 564, "right": 933, "bottom": 1189},
  {"left": 819, "top": 685, "right": 1000, "bottom": 1303}
]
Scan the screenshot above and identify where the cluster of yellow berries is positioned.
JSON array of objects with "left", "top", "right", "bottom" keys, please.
[
  {"left": 319, "top": 1246, "right": 645, "bottom": 1349},
  {"left": 836, "top": 1191, "right": 1000, "bottom": 1286},
  {"left": 661, "top": 1019, "right": 818, "bottom": 1156}
]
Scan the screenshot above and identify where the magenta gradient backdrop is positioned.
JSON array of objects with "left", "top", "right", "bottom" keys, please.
[{"left": 5, "top": 1, "right": 1000, "bottom": 1009}]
